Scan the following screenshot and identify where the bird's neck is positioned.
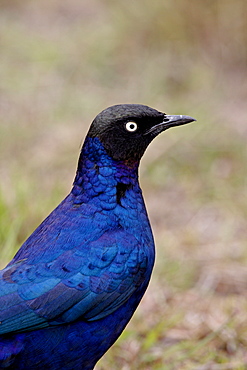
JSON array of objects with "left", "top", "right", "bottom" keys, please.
[{"left": 71, "top": 137, "right": 140, "bottom": 208}]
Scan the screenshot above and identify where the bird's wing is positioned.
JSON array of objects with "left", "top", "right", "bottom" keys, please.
[{"left": 0, "top": 229, "right": 148, "bottom": 335}]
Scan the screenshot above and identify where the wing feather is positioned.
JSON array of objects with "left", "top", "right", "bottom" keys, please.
[{"left": 0, "top": 230, "right": 147, "bottom": 335}]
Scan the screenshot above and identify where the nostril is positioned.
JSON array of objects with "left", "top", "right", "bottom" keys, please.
[{"left": 163, "top": 118, "right": 169, "bottom": 122}]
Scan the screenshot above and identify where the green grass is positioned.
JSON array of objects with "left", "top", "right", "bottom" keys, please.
[{"left": 1, "top": 1, "right": 247, "bottom": 368}]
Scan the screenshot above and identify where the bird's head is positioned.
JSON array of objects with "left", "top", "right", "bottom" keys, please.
[{"left": 87, "top": 104, "right": 196, "bottom": 161}]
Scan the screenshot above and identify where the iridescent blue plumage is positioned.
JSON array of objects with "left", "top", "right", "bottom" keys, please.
[{"left": 0, "top": 104, "right": 195, "bottom": 369}]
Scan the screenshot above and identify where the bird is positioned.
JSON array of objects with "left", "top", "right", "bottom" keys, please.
[{"left": 0, "top": 104, "right": 195, "bottom": 369}]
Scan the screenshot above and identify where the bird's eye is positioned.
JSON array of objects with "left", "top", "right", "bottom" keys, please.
[{"left": 125, "top": 121, "right": 138, "bottom": 132}]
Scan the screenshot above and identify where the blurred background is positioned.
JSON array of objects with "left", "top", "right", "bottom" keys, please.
[{"left": 0, "top": 1, "right": 247, "bottom": 368}]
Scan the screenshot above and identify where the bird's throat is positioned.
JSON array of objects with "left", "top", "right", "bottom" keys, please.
[{"left": 71, "top": 137, "right": 140, "bottom": 209}]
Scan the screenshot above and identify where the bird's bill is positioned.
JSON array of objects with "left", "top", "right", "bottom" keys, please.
[
  {"left": 145, "top": 114, "right": 196, "bottom": 135},
  {"left": 162, "top": 115, "right": 196, "bottom": 129}
]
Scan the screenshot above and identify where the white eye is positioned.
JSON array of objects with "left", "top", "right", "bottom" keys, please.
[{"left": 125, "top": 121, "right": 138, "bottom": 132}]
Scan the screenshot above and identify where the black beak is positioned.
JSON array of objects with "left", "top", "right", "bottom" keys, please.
[
  {"left": 162, "top": 115, "right": 196, "bottom": 129},
  {"left": 145, "top": 114, "right": 196, "bottom": 136}
]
